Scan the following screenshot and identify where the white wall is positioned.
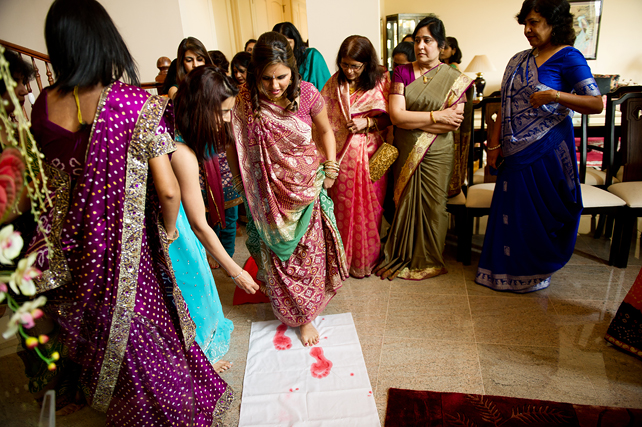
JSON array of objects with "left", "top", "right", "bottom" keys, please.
[
  {"left": 0, "top": 0, "right": 208, "bottom": 83},
  {"left": 380, "top": 0, "right": 642, "bottom": 94},
  {"left": 307, "top": 0, "right": 381, "bottom": 75}
]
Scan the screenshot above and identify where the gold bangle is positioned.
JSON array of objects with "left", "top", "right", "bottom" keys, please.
[
  {"left": 430, "top": 111, "right": 436, "bottom": 124},
  {"left": 555, "top": 91, "right": 561, "bottom": 102},
  {"left": 487, "top": 144, "right": 502, "bottom": 151}
]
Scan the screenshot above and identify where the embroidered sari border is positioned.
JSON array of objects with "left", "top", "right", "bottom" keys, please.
[{"left": 92, "top": 94, "right": 170, "bottom": 412}]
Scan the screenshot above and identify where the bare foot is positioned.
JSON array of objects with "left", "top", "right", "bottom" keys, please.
[
  {"left": 299, "top": 323, "right": 320, "bottom": 347},
  {"left": 212, "top": 360, "right": 233, "bottom": 373},
  {"left": 55, "top": 402, "right": 85, "bottom": 416}
]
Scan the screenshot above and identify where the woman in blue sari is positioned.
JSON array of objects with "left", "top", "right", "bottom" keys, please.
[
  {"left": 171, "top": 66, "right": 259, "bottom": 371},
  {"left": 475, "top": 0, "right": 603, "bottom": 293}
]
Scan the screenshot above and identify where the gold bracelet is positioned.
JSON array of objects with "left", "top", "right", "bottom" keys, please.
[
  {"left": 430, "top": 111, "right": 436, "bottom": 124},
  {"left": 487, "top": 144, "right": 502, "bottom": 151},
  {"left": 555, "top": 91, "right": 561, "bottom": 102}
]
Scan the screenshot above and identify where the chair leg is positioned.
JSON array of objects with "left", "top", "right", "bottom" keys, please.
[
  {"left": 595, "top": 214, "right": 606, "bottom": 239},
  {"left": 461, "top": 212, "right": 474, "bottom": 266},
  {"left": 609, "top": 215, "right": 623, "bottom": 266},
  {"left": 613, "top": 214, "right": 634, "bottom": 269}
]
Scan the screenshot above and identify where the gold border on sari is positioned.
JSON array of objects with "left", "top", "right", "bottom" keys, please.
[
  {"left": 92, "top": 94, "right": 173, "bottom": 412},
  {"left": 393, "top": 73, "right": 474, "bottom": 206}
]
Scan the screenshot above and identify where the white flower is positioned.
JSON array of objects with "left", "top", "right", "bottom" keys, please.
[
  {"left": 9, "top": 253, "right": 40, "bottom": 296},
  {"left": 0, "top": 225, "right": 23, "bottom": 265},
  {"left": 2, "top": 295, "right": 47, "bottom": 339}
]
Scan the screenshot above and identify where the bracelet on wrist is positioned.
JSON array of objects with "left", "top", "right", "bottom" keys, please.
[
  {"left": 555, "top": 91, "right": 561, "bottom": 102},
  {"left": 430, "top": 111, "right": 436, "bottom": 124},
  {"left": 230, "top": 270, "right": 244, "bottom": 281},
  {"left": 487, "top": 144, "right": 502, "bottom": 151}
]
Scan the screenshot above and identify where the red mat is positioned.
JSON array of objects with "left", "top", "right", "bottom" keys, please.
[
  {"left": 385, "top": 388, "right": 642, "bottom": 426},
  {"left": 232, "top": 257, "right": 271, "bottom": 305}
]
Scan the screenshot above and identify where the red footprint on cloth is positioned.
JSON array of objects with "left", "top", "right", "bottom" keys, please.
[
  {"left": 310, "top": 346, "right": 332, "bottom": 379},
  {"left": 273, "top": 323, "right": 292, "bottom": 350}
]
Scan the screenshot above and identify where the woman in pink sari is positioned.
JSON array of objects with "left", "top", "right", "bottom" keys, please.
[
  {"left": 321, "top": 35, "right": 391, "bottom": 278},
  {"left": 231, "top": 32, "right": 348, "bottom": 347}
]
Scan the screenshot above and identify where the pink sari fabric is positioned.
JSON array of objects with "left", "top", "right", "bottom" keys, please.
[
  {"left": 322, "top": 73, "right": 390, "bottom": 277},
  {"left": 233, "top": 82, "right": 348, "bottom": 326}
]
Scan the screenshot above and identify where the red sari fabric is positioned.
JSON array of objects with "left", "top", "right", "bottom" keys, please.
[{"left": 322, "top": 73, "right": 390, "bottom": 277}]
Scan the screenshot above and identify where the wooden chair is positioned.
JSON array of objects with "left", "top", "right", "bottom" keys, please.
[
  {"left": 459, "top": 96, "right": 501, "bottom": 265},
  {"left": 606, "top": 87, "right": 642, "bottom": 267}
]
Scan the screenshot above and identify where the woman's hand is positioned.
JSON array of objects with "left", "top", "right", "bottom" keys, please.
[
  {"left": 323, "top": 177, "right": 336, "bottom": 189},
  {"left": 346, "top": 118, "right": 368, "bottom": 133},
  {"left": 487, "top": 146, "right": 503, "bottom": 169},
  {"left": 434, "top": 104, "right": 464, "bottom": 127},
  {"left": 232, "top": 270, "right": 260, "bottom": 294},
  {"left": 530, "top": 90, "right": 558, "bottom": 109}
]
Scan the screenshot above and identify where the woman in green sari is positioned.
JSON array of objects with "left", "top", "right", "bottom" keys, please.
[{"left": 375, "top": 15, "right": 473, "bottom": 280}]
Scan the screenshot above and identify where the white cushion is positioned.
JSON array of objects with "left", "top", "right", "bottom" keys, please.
[
  {"left": 584, "top": 168, "right": 620, "bottom": 186},
  {"left": 465, "top": 183, "right": 496, "bottom": 208},
  {"left": 608, "top": 182, "right": 642, "bottom": 207},
  {"left": 580, "top": 184, "right": 626, "bottom": 208},
  {"left": 447, "top": 190, "right": 466, "bottom": 206}
]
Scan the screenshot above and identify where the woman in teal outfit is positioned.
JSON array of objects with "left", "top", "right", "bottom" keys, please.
[
  {"left": 171, "top": 65, "right": 260, "bottom": 372},
  {"left": 273, "top": 22, "right": 331, "bottom": 91}
]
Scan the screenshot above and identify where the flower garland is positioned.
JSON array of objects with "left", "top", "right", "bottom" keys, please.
[{"left": 0, "top": 46, "right": 58, "bottom": 370}]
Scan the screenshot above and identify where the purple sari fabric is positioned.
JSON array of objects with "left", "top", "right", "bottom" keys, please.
[{"left": 29, "top": 82, "right": 233, "bottom": 426}]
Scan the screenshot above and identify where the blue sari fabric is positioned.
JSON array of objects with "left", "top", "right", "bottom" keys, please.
[
  {"left": 170, "top": 204, "right": 234, "bottom": 362},
  {"left": 476, "top": 47, "right": 600, "bottom": 293}
]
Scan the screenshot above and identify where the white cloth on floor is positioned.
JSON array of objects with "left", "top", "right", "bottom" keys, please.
[{"left": 239, "top": 312, "right": 380, "bottom": 426}]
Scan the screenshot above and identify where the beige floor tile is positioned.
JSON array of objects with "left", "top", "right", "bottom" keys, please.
[
  {"left": 477, "top": 343, "right": 602, "bottom": 406},
  {"left": 389, "top": 267, "right": 467, "bottom": 296},
  {"left": 386, "top": 294, "right": 474, "bottom": 342},
  {"left": 549, "top": 298, "right": 620, "bottom": 351},
  {"left": 469, "top": 294, "right": 560, "bottom": 347},
  {"left": 549, "top": 265, "right": 631, "bottom": 301},
  {"left": 376, "top": 337, "right": 483, "bottom": 395},
  {"left": 583, "top": 345, "right": 642, "bottom": 408}
]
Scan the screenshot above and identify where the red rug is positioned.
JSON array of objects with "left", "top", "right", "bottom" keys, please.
[
  {"left": 385, "top": 388, "right": 642, "bottom": 426},
  {"left": 232, "top": 257, "right": 270, "bottom": 305}
]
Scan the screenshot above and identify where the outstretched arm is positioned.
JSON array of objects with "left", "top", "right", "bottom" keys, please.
[
  {"left": 171, "top": 145, "right": 259, "bottom": 294},
  {"left": 149, "top": 154, "right": 180, "bottom": 239}
]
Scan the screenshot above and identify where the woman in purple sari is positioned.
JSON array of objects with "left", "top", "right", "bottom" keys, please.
[
  {"left": 475, "top": 0, "right": 603, "bottom": 293},
  {"left": 26, "top": 1, "right": 233, "bottom": 425}
]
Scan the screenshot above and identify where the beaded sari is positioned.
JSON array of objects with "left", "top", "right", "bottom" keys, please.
[
  {"left": 28, "top": 82, "right": 233, "bottom": 426},
  {"left": 232, "top": 81, "right": 348, "bottom": 326}
]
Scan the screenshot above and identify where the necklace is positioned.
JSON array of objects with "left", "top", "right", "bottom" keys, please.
[
  {"left": 267, "top": 92, "right": 286, "bottom": 103},
  {"left": 418, "top": 62, "right": 440, "bottom": 83}
]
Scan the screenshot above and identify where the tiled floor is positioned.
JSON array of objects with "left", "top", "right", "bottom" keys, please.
[{"left": 1, "top": 219, "right": 641, "bottom": 426}]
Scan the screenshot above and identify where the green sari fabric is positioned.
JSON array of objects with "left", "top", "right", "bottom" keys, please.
[
  {"left": 377, "top": 65, "right": 469, "bottom": 280},
  {"left": 299, "top": 48, "right": 331, "bottom": 92}
]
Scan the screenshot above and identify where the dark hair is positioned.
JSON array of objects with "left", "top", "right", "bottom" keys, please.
[
  {"left": 516, "top": 0, "right": 576, "bottom": 46},
  {"left": 231, "top": 52, "right": 251, "bottom": 84},
  {"left": 412, "top": 15, "right": 447, "bottom": 50},
  {"left": 209, "top": 50, "right": 229, "bottom": 74},
  {"left": 160, "top": 58, "right": 178, "bottom": 96},
  {"left": 174, "top": 65, "right": 239, "bottom": 159},
  {"left": 176, "top": 37, "right": 212, "bottom": 84},
  {"left": 445, "top": 37, "right": 462, "bottom": 64},
  {"left": 0, "top": 49, "right": 35, "bottom": 96},
  {"left": 272, "top": 22, "right": 307, "bottom": 69},
  {"left": 244, "top": 39, "right": 257, "bottom": 51},
  {"left": 336, "top": 36, "right": 384, "bottom": 92},
  {"left": 44, "top": 0, "right": 139, "bottom": 93},
  {"left": 402, "top": 34, "right": 414, "bottom": 42},
  {"left": 392, "top": 41, "right": 416, "bottom": 64},
  {"left": 247, "top": 32, "right": 301, "bottom": 116}
]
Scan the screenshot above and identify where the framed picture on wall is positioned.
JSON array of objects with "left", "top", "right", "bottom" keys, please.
[{"left": 569, "top": 0, "right": 603, "bottom": 60}]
